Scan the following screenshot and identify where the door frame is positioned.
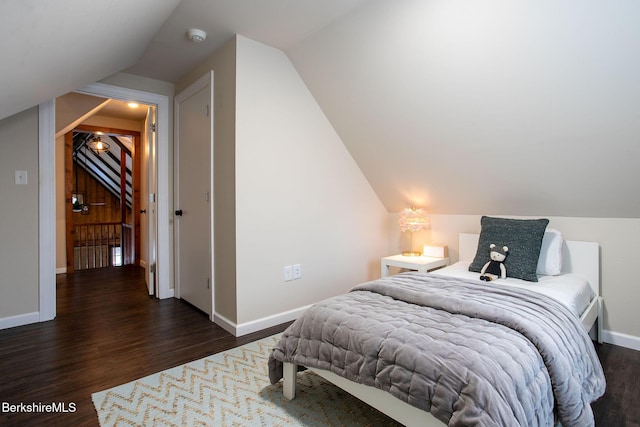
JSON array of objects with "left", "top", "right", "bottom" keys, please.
[
  {"left": 173, "top": 71, "right": 215, "bottom": 319},
  {"left": 38, "top": 83, "right": 172, "bottom": 322},
  {"left": 39, "top": 100, "right": 56, "bottom": 321},
  {"left": 145, "top": 106, "right": 158, "bottom": 296}
]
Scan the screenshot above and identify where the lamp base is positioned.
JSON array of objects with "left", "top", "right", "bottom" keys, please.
[{"left": 402, "top": 251, "right": 423, "bottom": 257}]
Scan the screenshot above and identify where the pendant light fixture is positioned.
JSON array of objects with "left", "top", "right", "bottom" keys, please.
[{"left": 88, "top": 135, "right": 110, "bottom": 153}]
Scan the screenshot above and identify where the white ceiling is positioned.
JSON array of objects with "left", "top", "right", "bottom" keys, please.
[
  {"left": 2, "top": 0, "right": 640, "bottom": 218},
  {"left": 286, "top": 0, "right": 640, "bottom": 216},
  {"left": 125, "top": 0, "right": 369, "bottom": 82},
  {"left": 0, "top": 0, "right": 181, "bottom": 121},
  {"left": 99, "top": 100, "right": 150, "bottom": 122},
  {"left": 0, "top": 0, "right": 367, "bottom": 120}
]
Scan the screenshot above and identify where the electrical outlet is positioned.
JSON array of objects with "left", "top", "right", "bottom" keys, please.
[
  {"left": 284, "top": 265, "right": 293, "bottom": 281},
  {"left": 293, "top": 264, "right": 302, "bottom": 280}
]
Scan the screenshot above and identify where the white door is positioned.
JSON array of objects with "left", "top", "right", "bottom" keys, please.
[
  {"left": 145, "top": 106, "right": 158, "bottom": 296},
  {"left": 175, "top": 72, "right": 213, "bottom": 316}
]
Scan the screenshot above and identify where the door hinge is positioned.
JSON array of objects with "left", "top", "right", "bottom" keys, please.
[
  {"left": 207, "top": 278, "right": 210, "bottom": 289},
  {"left": 150, "top": 122, "right": 157, "bottom": 132},
  {"left": 205, "top": 105, "right": 210, "bottom": 117},
  {"left": 150, "top": 263, "right": 156, "bottom": 274}
]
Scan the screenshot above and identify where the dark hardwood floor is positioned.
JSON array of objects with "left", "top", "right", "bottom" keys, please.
[
  {"left": 592, "top": 342, "right": 640, "bottom": 426},
  {"left": 0, "top": 266, "right": 289, "bottom": 426},
  {"left": 0, "top": 265, "right": 638, "bottom": 426}
]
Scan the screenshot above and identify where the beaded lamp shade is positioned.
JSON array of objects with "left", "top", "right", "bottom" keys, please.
[{"left": 399, "top": 207, "right": 430, "bottom": 256}]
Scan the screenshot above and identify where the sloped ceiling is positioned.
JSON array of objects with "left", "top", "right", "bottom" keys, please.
[
  {"left": 3, "top": 0, "right": 639, "bottom": 218},
  {"left": 0, "top": 0, "right": 181, "bottom": 120},
  {"left": 125, "top": 0, "right": 369, "bottom": 82},
  {"left": 287, "top": 0, "right": 640, "bottom": 217}
]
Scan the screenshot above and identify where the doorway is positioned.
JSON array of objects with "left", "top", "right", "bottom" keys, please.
[
  {"left": 39, "top": 83, "right": 172, "bottom": 323},
  {"left": 64, "top": 125, "right": 141, "bottom": 272}
]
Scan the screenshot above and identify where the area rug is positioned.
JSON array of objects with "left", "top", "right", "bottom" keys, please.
[{"left": 92, "top": 334, "right": 401, "bottom": 426}]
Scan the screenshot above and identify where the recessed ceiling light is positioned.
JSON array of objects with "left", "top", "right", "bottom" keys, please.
[
  {"left": 187, "top": 28, "right": 207, "bottom": 43},
  {"left": 128, "top": 102, "right": 139, "bottom": 109}
]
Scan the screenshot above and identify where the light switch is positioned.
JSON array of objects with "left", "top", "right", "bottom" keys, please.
[
  {"left": 15, "top": 170, "right": 28, "bottom": 185},
  {"left": 284, "top": 265, "right": 293, "bottom": 282}
]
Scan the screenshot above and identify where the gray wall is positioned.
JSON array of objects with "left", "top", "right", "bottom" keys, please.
[{"left": 0, "top": 107, "right": 39, "bottom": 318}]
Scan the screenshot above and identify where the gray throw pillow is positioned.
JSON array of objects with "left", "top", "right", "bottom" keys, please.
[{"left": 469, "top": 216, "right": 549, "bottom": 282}]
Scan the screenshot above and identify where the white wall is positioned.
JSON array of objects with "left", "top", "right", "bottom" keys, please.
[
  {"left": 389, "top": 214, "right": 640, "bottom": 350},
  {"left": 0, "top": 107, "right": 40, "bottom": 320},
  {"left": 234, "top": 36, "right": 389, "bottom": 325}
]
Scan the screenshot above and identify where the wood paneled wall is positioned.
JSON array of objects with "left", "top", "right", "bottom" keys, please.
[{"left": 72, "top": 166, "right": 132, "bottom": 225}]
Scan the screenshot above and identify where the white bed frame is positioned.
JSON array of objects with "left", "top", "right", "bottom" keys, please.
[{"left": 282, "top": 233, "right": 603, "bottom": 427}]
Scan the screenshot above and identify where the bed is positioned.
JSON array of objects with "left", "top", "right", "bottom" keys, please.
[{"left": 269, "top": 222, "right": 606, "bottom": 426}]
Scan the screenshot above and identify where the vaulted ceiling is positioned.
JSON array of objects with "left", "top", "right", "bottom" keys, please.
[
  {"left": 286, "top": 1, "right": 640, "bottom": 217},
  {"left": 2, "top": 0, "right": 639, "bottom": 218},
  {"left": 0, "top": 0, "right": 181, "bottom": 121}
]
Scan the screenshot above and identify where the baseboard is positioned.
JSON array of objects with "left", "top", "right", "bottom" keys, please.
[
  {"left": 157, "top": 288, "right": 174, "bottom": 299},
  {"left": 212, "top": 312, "right": 237, "bottom": 336},
  {"left": 214, "top": 310, "right": 640, "bottom": 351},
  {"left": 602, "top": 329, "right": 640, "bottom": 352},
  {"left": 0, "top": 311, "right": 40, "bottom": 330},
  {"left": 56, "top": 267, "right": 67, "bottom": 274},
  {"left": 214, "top": 305, "right": 311, "bottom": 337}
]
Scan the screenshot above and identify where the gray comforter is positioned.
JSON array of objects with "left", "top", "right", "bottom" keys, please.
[{"left": 268, "top": 272, "right": 605, "bottom": 427}]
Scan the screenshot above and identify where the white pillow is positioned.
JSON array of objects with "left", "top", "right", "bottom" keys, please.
[{"left": 536, "top": 228, "right": 563, "bottom": 276}]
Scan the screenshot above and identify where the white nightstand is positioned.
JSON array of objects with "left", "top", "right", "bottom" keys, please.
[{"left": 381, "top": 255, "right": 449, "bottom": 277}]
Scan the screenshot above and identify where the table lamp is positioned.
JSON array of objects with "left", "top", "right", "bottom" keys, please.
[{"left": 398, "top": 206, "right": 430, "bottom": 256}]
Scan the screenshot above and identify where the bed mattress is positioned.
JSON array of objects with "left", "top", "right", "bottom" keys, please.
[{"left": 433, "top": 261, "right": 595, "bottom": 317}]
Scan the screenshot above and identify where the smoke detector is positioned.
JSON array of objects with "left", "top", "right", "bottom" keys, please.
[{"left": 187, "top": 28, "right": 207, "bottom": 43}]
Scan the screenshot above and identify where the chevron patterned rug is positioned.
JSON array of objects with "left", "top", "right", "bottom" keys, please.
[{"left": 92, "top": 334, "right": 401, "bottom": 426}]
